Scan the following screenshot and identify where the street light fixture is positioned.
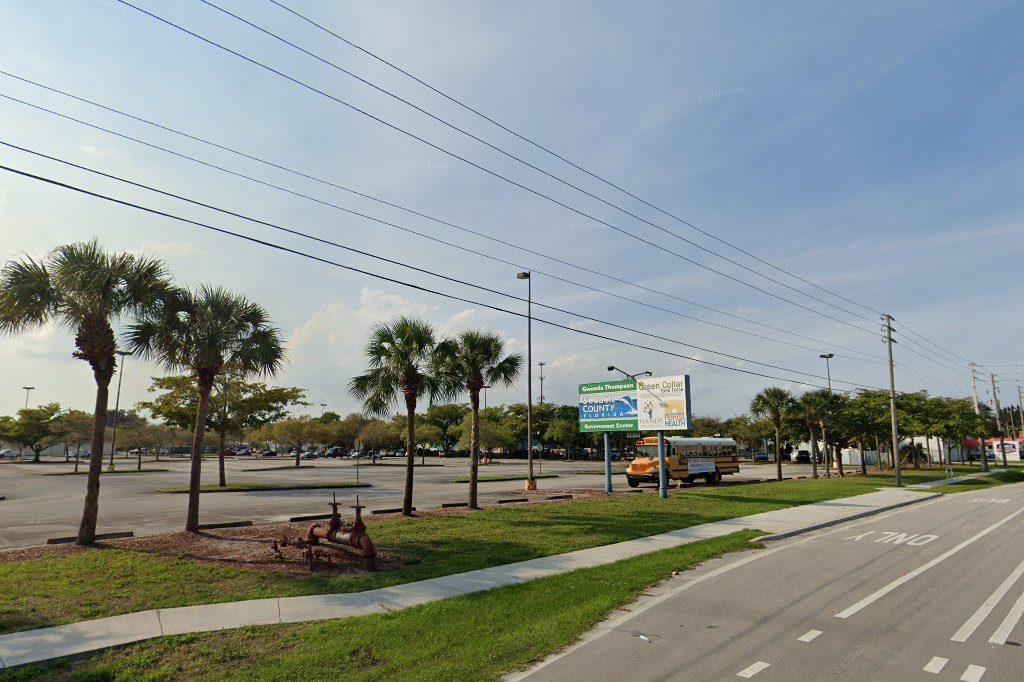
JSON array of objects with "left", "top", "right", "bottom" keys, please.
[
  {"left": 22, "top": 386, "right": 34, "bottom": 409},
  {"left": 516, "top": 271, "right": 535, "bottom": 491},
  {"left": 320, "top": 403, "right": 327, "bottom": 418},
  {"left": 607, "top": 366, "right": 652, "bottom": 380},
  {"left": 109, "top": 351, "right": 131, "bottom": 471}
]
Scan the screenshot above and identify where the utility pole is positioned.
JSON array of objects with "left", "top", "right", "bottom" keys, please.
[
  {"left": 991, "top": 373, "right": 1007, "bottom": 467},
  {"left": 1018, "top": 385, "right": 1024, "bottom": 440},
  {"left": 969, "top": 363, "right": 980, "bottom": 414},
  {"left": 538, "top": 361, "right": 546, "bottom": 404},
  {"left": 883, "top": 314, "right": 901, "bottom": 487}
]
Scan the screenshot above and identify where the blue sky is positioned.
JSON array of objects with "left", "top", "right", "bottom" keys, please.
[{"left": 1, "top": 0, "right": 1022, "bottom": 420}]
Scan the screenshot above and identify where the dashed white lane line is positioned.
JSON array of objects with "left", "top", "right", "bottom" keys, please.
[
  {"left": 960, "top": 664, "right": 986, "bottom": 682},
  {"left": 836, "top": 507, "right": 1024, "bottom": 619},
  {"left": 923, "top": 656, "right": 948, "bottom": 674},
  {"left": 797, "top": 629, "right": 821, "bottom": 642},
  {"left": 952, "top": 556, "right": 1024, "bottom": 641},
  {"left": 989, "top": 587, "right": 1024, "bottom": 645},
  {"left": 737, "top": 661, "right": 770, "bottom": 678}
]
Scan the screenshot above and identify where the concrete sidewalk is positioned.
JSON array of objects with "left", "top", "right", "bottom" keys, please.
[{"left": 0, "top": 485, "right": 944, "bottom": 670}]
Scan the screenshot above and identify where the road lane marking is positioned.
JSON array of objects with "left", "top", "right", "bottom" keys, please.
[
  {"left": 737, "top": 661, "right": 770, "bottom": 678},
  {"left": 960, "top": 664, "right": 986, "bottom": 681},
  {"left": 835, "top": 507, "right": 1024, "bottom": 619},
  {"left": 971, "top": 498, "right": 1009, "bottom": 504},
  {"left": 797, "top": 629, "right": 821, "bottom": 642},
  {"left": 989, "top": 587, "right": 1024, "bottom": 645},
  {"left": 952, "top": 556, "right": 1024, "bottom": 641},
  {"left": 923, "top": 656, "right": 948, "bottom": 674}
]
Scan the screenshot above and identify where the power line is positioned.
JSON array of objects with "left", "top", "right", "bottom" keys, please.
[
  {"left": 0, "top": 84, "right": 886, "bottom": 366},
  {"left": 267, "top": 0, "right": 886, "bottom": 322},
  {"left": 116, "top": 0, "right": 880, "bottom": 335},
  {"left": 0, "top": 145, "right": 892, "bottom": 390},
  {"left": 201, "top": 0, "right": 880, "bottom": 329},
  {"left": 0, "top": 161, "right": 874, "bottom": 391},
  {"left": 892, "top": 331, "right": 969, "bottom": 375},
  {"left": 897, "top": 320, "right": 974, "bottom": 366}
]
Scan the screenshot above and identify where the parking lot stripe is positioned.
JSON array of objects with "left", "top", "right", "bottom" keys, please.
[
  {"left": 952, "top": 556, "right": 1024, "bottom": 642},
  {"left": 737, "top": 661, "right": 770, "bottom": 678},
  {"left": 923, "top": 656, "right": 947, "bottom": 674},
  {"left": 797, "top": 629, "right": 821, "bottom": 642}
]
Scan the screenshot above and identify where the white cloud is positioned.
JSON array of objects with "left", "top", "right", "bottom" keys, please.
[
  {"left": 547, "top": 353, "right": 598, "bottom": 371},
  {"left": 80, "top": 145, "right": 110, "bottom": 159},
  {"left": 138, "top": 241, "right": 212, "bottom": 259}
]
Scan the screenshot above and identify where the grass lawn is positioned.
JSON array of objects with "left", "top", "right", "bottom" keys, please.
[
  {"left": 449, "top": 473, "right": 559, "bottom": 483},
  {"left": 155, "top": 482, "right": 370, "bottom": 493},
  {"left": 240, "top": 464, "right": 316, "bottom": 472},
  {"left": 0, "top": 467, "right": 1020, "bottom": 639},
  {"left": 43, "top": 469, "right": 170, "bottom": 476},
  {"left": 1, "top": 531, "right": 764, "bottom": 682}
]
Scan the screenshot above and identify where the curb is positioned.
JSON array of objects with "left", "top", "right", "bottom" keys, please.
[{"left": 756, "top": 493, "right": 939, "bottom": 542}]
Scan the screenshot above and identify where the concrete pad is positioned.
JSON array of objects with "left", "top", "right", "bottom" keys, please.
[
  {"left": 362, "top": 579, "right": 467, "bottom": 610},
  {"left": 0, "top": 610, "right": 162, "bottom": 668},
  {"left": 278, "top": 593, "right": 385, "bottom": 624},
  {"left": 158, "top": 598, "right": 281, "bottom": 636}
]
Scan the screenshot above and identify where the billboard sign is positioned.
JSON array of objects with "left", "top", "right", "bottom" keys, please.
[
  {"left": 578, "top": 379, "right": 639, "bottom": 432},
  {"left": 579, "top": 374, "right": 692, "bottom": 433}
]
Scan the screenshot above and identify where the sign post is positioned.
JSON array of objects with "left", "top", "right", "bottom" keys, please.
[
  {"left": 657, "top": 431, "right": 667, "bottom": 499},
  {"left": 603, "top": 432, "right": 612, "bottom": 493}
]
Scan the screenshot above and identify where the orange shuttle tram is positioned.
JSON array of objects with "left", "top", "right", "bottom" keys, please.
[{"left": 626, "top": 436, "right": 740, "bottom": 488}]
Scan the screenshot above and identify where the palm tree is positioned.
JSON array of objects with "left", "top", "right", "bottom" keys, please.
[
  {"left": 128, "top": 284, "right": 284, "bottom": 532},
  {"left": 438, "top": 330, "right": 522, "bottom": 508},
  {"left": 350, "top": 317, "right": 450, "bottom": 516},
  {"left": 0, "top": 240, "right": 169, "bottom": 545},
  {"left": 793, "top": 393, "right": 821, "bottom": 479},
  {"left": 751, "top": 387, "right": 793, "bottom": 482}
]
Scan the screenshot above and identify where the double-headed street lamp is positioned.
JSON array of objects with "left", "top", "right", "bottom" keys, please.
[
  {"left": 819, "top": 354, "right": 834, "bottom": 394},
  {"left": 607, "top": 366, "right": 652, "bottom": 381},
  {"left": 22, "top": 386, "right": 34, "bottom": 409},
  {"left": 516, "top": 271, "right": 535, "bottom": 491}
]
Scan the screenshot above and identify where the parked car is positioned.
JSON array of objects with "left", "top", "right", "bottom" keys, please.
[
  {"left": 301, "top": 451, "right": 319, "bottom": 459},
  {"left": 325, "top": 446, "right": 345, "bottom": 458},
  {"left": 795, "top": 450, "right": 811, "bottom": 464},
  {"left": 259, "top": 449, "right": 276, "bottom": 457},
  {"left": 0, "top": 449, "right": 16, "bottom": 459},
  {"left": 232, "top": 447, "right": 252, "bottom": 456},
  {"left": 753, "top": 451, "right": 769, "bottom": 462}
]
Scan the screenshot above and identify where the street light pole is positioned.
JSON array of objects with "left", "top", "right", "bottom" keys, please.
[
  {"left": 108, "top": 351, "right": 130, "bottom": 472},
  {"left": 517, "top": 271, "right": 535, "bottom": 491},
  {"left": 991, "top": 373, "right": 1007, "bottom": 467},
  {"left": 483, "top": 385, "right": 490, "bottom": 410},
  {"left": 882, "top": 314, "right": 901, "bottom": 487},
  {"left": 819, "top": 353, "right": 834, "bottom": 474},
  {"left": 538, "top": 361, "right": 546, "bottom": 404},
  {"left": 22, "top": 386, "right": 34, "bottom": 409},
  {"left": 320, "top": 403, "right": 327, "bottom": 418}
]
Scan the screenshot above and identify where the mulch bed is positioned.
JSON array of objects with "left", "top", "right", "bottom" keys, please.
[{"left": 0, "top": 488, "right": 604, "bottom": 575}]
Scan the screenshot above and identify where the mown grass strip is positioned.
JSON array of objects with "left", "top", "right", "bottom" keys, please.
[
  {"left": 43, "top": 469, "right": 170, "bottom": 476},
  {"left": 240, "top": 464, "right": 316, "bottom": 471},
  {"left": 0, "top": 467, "right": 1017, "bottom": 638},
  {"left": 449, "top": 473, "right": 559, "bottom": 483},
  {"left": 2, "top": 531, "right": 764, "bottom": 682},
  {"left": 156, "top": 482, "right": 370, "bottom": 493}
]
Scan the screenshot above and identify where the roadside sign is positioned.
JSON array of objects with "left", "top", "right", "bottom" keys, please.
[
  {"left": 578, "top": 374, "right": 692, "bottom": 433},
  {"left": 578, "top": 379, "right": 638, "bottom": 432}
]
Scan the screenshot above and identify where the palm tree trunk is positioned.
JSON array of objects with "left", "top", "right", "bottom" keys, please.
[
  {"left": 186, "top": 385, "right": 212, "bottom": 532},
  {"left": 808, "top": 423, "right": 818, "bottom": 478},
  {"left": 218, "top": 429, "right": 227, "bottom": 487},
  {"left": 469, "top": 390, "right": 481, "bottom": 509},
  {"left": 403, "top": 395, "right": 417, "bottom": 516},
  {"left": 76, "top": 376, "right": 111, "bottom": 545},
  {"left": 820, "top": 422, "right": 831, "bottom": 479},
  {"left": 774, "top": 422, "right": 782, "bottom": 482}
]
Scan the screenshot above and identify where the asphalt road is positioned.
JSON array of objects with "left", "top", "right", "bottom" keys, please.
[
  {"left": 0, "top": 457, "right": 813, "bottom": 549},
  {"left": 515, "top": 482, "right": 1024, "bottom": 682}
]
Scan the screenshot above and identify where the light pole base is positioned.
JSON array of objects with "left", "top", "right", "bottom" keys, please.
[{"left": 523, "top": 478, "right": 537, "bottom": 492}]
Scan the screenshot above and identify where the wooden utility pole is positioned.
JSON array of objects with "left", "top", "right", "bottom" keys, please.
[
  {"left": 883, "top": 314, "right": 901, "bottom": 487},
  {"left": 991, "top": 373, "right": 1007, "bottom": 467}
]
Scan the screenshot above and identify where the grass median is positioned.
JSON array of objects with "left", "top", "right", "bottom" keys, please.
[
  {"left": 0, "top": 466, "right": 1019, "bottom": 639},
  {"left": 2, "top": 530, "right": 764, "bottom": 682},
  {"left": 449, "top": 473, "right": 559, "bottom": 483}
]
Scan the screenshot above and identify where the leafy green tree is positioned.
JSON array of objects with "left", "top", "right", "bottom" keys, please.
[
  {"left": 421, "top": 403, "right": 470, "bottom": 453},
  {"left": 350, "top": 317, "right": 452, "bottom": 515},
  {"left": 750, "top": 387, "right": 794, "bottom": 481},
  {"left": 0, "top": 240, "right": 170, "bottom": 544},
  {"left": 128, "top": 284, "right": 284, "bottom": 532},
  {"left": 57, "top": 409, "right": 94, "bottom": 471},
  {"left": 789, "top": 393, "right": 822, "bottom": 478},
  {"left": 689, "top": 416, "right": 726, "bottom": 438},
  {"left": 324, "top": 413, "right": 371, "bottom": 450},
  {"left": 319, "top": 411, "right": 342, "bottom": 424},
  {"left": 436, "top": 330, "right": 522, "bottom": 508},
  {"left": 138, "top": 370, "right": 305, "bottom": 484},
  {"left": 267, "top": 416, "right": 326, "bottom": 464},
  {"left": 11, "top": 403, "right": 64, "bottom": 461},
  {"left": 357, "top": 420, "right": 402, "bottom": 452},
  {"left": 458, "top": 412, "right": 515, "bottom": 452}
]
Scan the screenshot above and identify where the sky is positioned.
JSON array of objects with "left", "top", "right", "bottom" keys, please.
[{"left": 1, "top": 0, "right": 1023, "bottom": 422}]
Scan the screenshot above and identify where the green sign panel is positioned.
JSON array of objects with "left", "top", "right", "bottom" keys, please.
[{"left": 578, "top": 379, "right": 638, "bottom": 432}]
